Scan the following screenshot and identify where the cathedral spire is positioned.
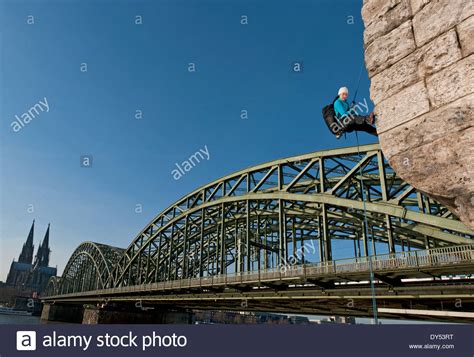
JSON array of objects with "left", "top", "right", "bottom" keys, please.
[
  {"left": 33, "top": 223, "right": 50, "bottom": 268},
  {"left": 18, "top": 220, "right": 35, "bottom": 264}
]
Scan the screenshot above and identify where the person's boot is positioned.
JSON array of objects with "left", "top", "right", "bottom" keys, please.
[{"left": 367, "top": 112, "right": 375, "bottom": 125}]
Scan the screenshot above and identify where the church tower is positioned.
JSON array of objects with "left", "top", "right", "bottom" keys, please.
[
  {"left": 18, "top": 220, "right": 35, "bottom": 264},
  {"left": 33, "top": 223, "right": 50, "bottom": 268}
]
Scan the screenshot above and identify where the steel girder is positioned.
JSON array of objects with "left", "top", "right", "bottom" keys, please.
[{"left": 106, "top": 144, "right": 473, "bottom": 288}]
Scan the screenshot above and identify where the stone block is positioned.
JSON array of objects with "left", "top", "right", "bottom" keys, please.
[
  {"left": 370, "top": 29, "right": 461, "bottom": 103},
  {"left": 412, "top": 0, "right": 474, "bottom": 46},
  {"left": 365, "top": 20, "right": 416, "bottom": 76},
  {"left": 457, "top": 15, "right": 474, "bottom": 57},
  {"left": 364, "top": 0, "right": 412, "bottom": 47},
  {"left": 410, "top": 0, "right": 430, "bottom": 14},
  {"left": 426, "top": 54, "right": 474, "bottom": 108},
  {"left": 370, "top": 30, "right": 462, "bottom": 103},
  {"left": 417, "top": 29, "right": 462, "bottom": 78},
  {"left": 362, "top": 0, "right": 403, "bottom": 27},
  {"left": 370, "top": 52, "right": 420, "bottom": 103},
  {"left": 379, "top": 93, "right": 474, "bottom": 159},
  {"left": 375, "top": 81, "right": 430, "bottom": 133}
]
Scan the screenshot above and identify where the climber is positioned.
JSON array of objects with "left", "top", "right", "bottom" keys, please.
[
  {"left": 334, "top": 86, "right": 377, "bottom": 138},
  {"left": 322, "top": 87, "right": 377, "bottom": 139}
]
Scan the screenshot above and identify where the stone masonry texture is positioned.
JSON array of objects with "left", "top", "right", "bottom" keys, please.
[{"left": 362, "top": 0, "right": 474, "bottom": 229}]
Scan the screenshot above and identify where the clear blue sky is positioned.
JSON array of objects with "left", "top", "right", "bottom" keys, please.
[{"left": 0, "top": 0, "right": 375, "bottom": 279}]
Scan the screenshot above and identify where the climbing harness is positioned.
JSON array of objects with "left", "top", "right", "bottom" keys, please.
[{"left": 322, "top": 62, "right": 366, "bottom": 139}]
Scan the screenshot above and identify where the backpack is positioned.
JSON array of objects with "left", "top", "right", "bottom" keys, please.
[{"left": 322, "top": 95, "right": 344, "bottom": 135}]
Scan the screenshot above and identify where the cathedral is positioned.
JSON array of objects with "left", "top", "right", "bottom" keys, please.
[{"left": 5, "top": 220, "right": 57, "bottom": 295}]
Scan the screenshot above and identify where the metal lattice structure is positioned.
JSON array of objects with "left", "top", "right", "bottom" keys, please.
[
  {"left": 43, "top": 276, "right": 60, "bottom": 297},
  {"left": 45, "top": 242, "right": 124, "bottom": 296},
  {"left": 45, "top": 144, "right": 474, "bottom": 297}
]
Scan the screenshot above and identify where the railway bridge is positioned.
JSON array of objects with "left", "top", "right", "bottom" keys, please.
[{"left": 42, "top": 144, "right": 474, "bottom": 323}]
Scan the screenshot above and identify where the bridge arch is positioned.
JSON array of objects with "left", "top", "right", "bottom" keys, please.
[
  {"left": 43, "top": 144, "right": 474, "bottom": 296},
  {"left": 43, "top": 276, "right": 60, "bottom": 297},
  {"left": 57, "top": 242, "right": 124, "bottom": 295},
  {"left": 109, "top": 144, "right": 474, "bottom": 288}
]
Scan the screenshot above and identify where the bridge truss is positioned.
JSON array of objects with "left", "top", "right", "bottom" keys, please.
[{"left": 44, "top": 144, "right": 473, "bottom": 299}]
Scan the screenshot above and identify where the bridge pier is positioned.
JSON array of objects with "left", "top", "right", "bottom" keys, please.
[
  {"left": 82, "top": 304, "right": 196, "bottom": 324},
  {"left": 41, "top": 302, "right": 196, "bottom": 324},
  {"left": 41, "top": 302, "right": 84, "bottom": 323}
]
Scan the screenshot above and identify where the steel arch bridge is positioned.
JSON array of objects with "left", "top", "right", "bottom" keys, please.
[
  {"left": 44, "top": 144, "right": 474, "bottom": 316},
  {"left": 45, "top": 242, "right": 124, "bottom": 296}
]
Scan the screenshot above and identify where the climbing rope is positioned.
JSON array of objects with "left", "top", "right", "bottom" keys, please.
[
  {"left": 355, "top": 131, "right": 379, "bottom": 324},
  {"left": 351, "top": 62, "right": 365, "bottom": 106},
  {"left": 348, "top": 64, "right": 379, "bottom": 324}
]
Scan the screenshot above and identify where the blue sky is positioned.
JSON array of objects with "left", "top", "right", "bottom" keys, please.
[{"left": 0, "top": 0, "right": 376, "bottom": 279}]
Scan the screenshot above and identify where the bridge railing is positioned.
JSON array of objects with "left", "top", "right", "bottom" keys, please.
[
  {"left": 188, "top": 244, "right": 473, "bottom": 287},
  {"left": 141, "top": 243, "right": 474, "bottom": 292},
  {"left": 44, "top": 244, "right": 474, "bottom": 298},
  {"left": 415, "top": 244, "right": 474, "bottom": 266},
  {"left": 317, "top": 244, "right": 474, "bottom": 276}
]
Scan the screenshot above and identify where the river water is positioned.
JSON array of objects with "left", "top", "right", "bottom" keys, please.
[{"left": 0, "top": 314, "right": 42, "bottom": 324}]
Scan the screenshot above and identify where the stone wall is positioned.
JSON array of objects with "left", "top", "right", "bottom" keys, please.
[
  {"left": 362, "top": 0, "right": 474, "bottom": 229},
  {"left": 82, "top": 305, "right": 195, "bottom": 324},
  {"left": 40, "top": 303, "right": 84, "bottom": 323}
]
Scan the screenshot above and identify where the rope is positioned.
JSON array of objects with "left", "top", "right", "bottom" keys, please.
[
  {"left": 343, "top": 61, "right": 365, "bottom": 140},
  {"left": 354, "top": 131, "right": 379, "bottom": 324},
  {"left": 351, "top": 62, "right": 364, "bottom": 106}
]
